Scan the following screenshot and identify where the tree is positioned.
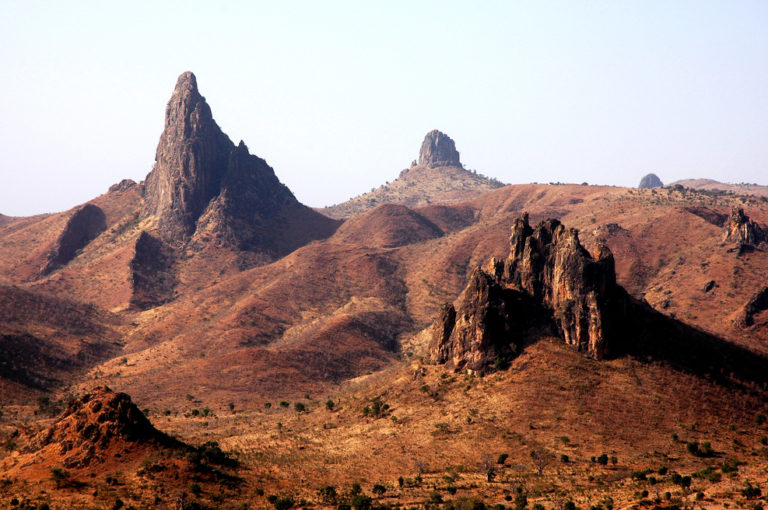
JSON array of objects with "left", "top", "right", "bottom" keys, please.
[{"left": 530, "top": 448, "right": 554, "bottom": 476}]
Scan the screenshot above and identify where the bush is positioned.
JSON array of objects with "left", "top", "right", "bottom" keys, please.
[
  {"left": 350, "top": 494, "right": 372, "bottom": 510},
  {"left": 596, "top": 454, "right": 608, "bottom": 465},
  {"left": 294, "top": 402, "right": 306, "bottom": 413},
  {"left": 756, "top": 413, "right": 767, "bottom": 426},
  {"left": 188, "top": 483, "right": 202, "bottom": 496},
  {"left": 326, "top": 399, "right": 335, "bottom": 411},
  {"left": 742, "top": 481, "right": 762, "bottom": 499},
  {"left": 372, "top": 484, "right": 386, "bottom": 495},
  {"left": 561, "top": 454, "right": 569, "bottom": 463},
  {"left": 279, "top": 401, "right": 289, "bottom": 408},
  {"left": 318, "top": 486, "right": 338, "bottom": 504},
  {"left": 272, "top": 497, "right": 295, "bottom": 510},
  {"left": 497, "top": 453, "right": 509, "bottom": 464}
]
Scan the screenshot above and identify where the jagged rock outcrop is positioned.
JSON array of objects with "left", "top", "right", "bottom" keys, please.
[
  {"left": 638, "top": 173, "right": 663, "bottom": 188},
  {"left": 130, "top": 231, "right": 177, "bottom": 310},
  {"left": 723, "top": 208, "right": 765, "bottom": 251},
  {"left": 41, "top": 204, "right": 106, "bottom": 275},
  {"left": 429, "top": 214, "right": 626, "bottom": 371},
  {"left": 735, "top": 286, "right": 768, "bottom": 328},
  {"left": 24, "top": 387, "right": 182, "bottom": 468},
  {"left": 108, "top": 179, "right": 138, "bottom": 193},
  {"left": 141, "top": 71, "right": 339, "bottom": 252},
  {"left": 418, "top": 129, "right": 461, "bottom": 168}
]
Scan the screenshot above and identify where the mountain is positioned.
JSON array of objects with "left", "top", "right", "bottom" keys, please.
[
  {"left": 3, "top": 73, "right": 768, "bottom": 508},
  {"left": 322, "top": 129, "right": 505, "bottom": 218},
  {"left": 672, "top": 178, "right": 768, "bottom": 197},
  {"left": 141, "top": 71, "right": 340, "bottom": 254}
]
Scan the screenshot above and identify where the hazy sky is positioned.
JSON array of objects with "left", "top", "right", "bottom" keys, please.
[{"left": 1, "top": 1, "right": 767, "bottom": 216}]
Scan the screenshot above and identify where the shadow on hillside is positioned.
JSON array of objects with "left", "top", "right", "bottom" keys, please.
[{"left": 615, "top": 292, "right": 768, "bottom": 389}]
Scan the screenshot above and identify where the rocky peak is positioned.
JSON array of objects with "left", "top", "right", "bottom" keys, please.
[
  {"left": 418, "top": 130, "right": 461, "bottom": 168},
  {"left": 638, "top": 173, "right": 663, "bottom": 189},
  {"left": 723, "top": 207, "right": 765, "bottom": 250},
  {"left": 141, "top": 71, "right": 233, "bottom": 243},
  {"left": 140, "top": 72, "right": 339, "bottom": 257},
  {"left": 429, "top": 214, "right": 624, "bottom": 371}
]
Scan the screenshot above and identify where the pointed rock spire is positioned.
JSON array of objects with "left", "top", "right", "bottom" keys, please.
[
  {"left": 141, "top": 71, "right": 232, "bottom": 243},
  {"left": 418, "top": 130, "right": 461, "bottom": 168}
]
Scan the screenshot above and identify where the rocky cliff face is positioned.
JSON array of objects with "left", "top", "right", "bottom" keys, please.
[
  {"left": 41, "top": 204, "right": 106, "bottom": 275},
  {"left": 429, "top": 214, "right": 625, "bottom": 371},
  {"left": 723, "top": 208, "right": 765, "bottom": 251},
  {"left": 418, "top": 129, "right": 461, "bottom": 168},
  {"left": 141, "top": 71, "right": 339, "bottom": 252}
]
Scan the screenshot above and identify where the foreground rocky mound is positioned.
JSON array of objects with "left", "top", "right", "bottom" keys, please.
[
  {"left": 22, "top": 387, "right": 183, "bottom": 468},
  {"left": 41, "top": 204, "right": 106, "bottom": 275},
  {"left": 322, "top": 129, "right": 504, "bottom": 219},
  {"left": 141, "top": 71, "right": 339, "bottom": 252},
  {"left": 429, "top": 214, "right": 625, "bottom": 371}
]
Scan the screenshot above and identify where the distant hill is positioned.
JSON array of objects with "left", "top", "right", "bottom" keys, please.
[
  {"left": 672, "top": 178, "right": 768, "bottom": 197},
  {"left": 322, "top": 129, "right": 505, "bottom": 219}
]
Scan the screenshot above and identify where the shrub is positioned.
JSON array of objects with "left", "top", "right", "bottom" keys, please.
[
  {"left": 756, "top": 413, "right": 767, "bottom": 426},
  {"left": 742, "top": 481, "right": 762, "bottom": 499},
  {"left": 350, "top": 494, "right": 372, "bottom": 510},
  {"left": 188, "top": 483, "right": 202, "bottom": 496},
  {"left": 372, "top": 484, "right": 386, "bottom": 495},
  {"left": 428, "top": 492, "right": 443, "bottom": 504},
  {"left": 721, "top": 457, "right": 740, "bottom": 473},
  {"left": 326, "top": 399, "right": 335, "bottom": 411},
  {"left": 294, "top": 402, "right": 306, "bottom": 413},
  {"left": 497, "top": 453, "right": 509, "bottom": 465},
  {"left": 264, "top": 402, "right": 272, "bottom": 408},
  {"left": 597, "top": 453, "right": 608, "bottom": 465},
  {"left": 317, "top": 486, "right": 338, "bottom": 504},
  {"left": 561, "top": 454, "right": 569, "bottom": 463},
  {"left": 397, "top": 476, "right": 404, "bottom": 488},
  {"left": 279, "top": 401, "right": 290, "bottom": 408},
  {"left": 563, "top": 502, "right": 576, "bottom": 510},
  {"left": 273, "top": 496, "right": 295, "bottom": 510}
]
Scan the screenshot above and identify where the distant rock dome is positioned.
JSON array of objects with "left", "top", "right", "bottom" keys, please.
[
  {"left": 638, "top": 173, "right": 663, "bottom": 189},
  {"left": 418, "top": 130, "right": 461, "bottom": 168}
]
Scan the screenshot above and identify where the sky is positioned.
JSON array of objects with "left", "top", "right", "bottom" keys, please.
[{"left": 1, "top": 1, "right": 767, "bottom": 216}]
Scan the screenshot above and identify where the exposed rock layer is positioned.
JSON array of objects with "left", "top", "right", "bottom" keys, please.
[
  {"left": 429, "top": 214, "right": 625, "bottom": 371},
  {"left": 41, "top": 204, "right": 106, "bottom": 275},
  {"left": 735, "top": 286, "right": 768, "bottom": 328}
]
